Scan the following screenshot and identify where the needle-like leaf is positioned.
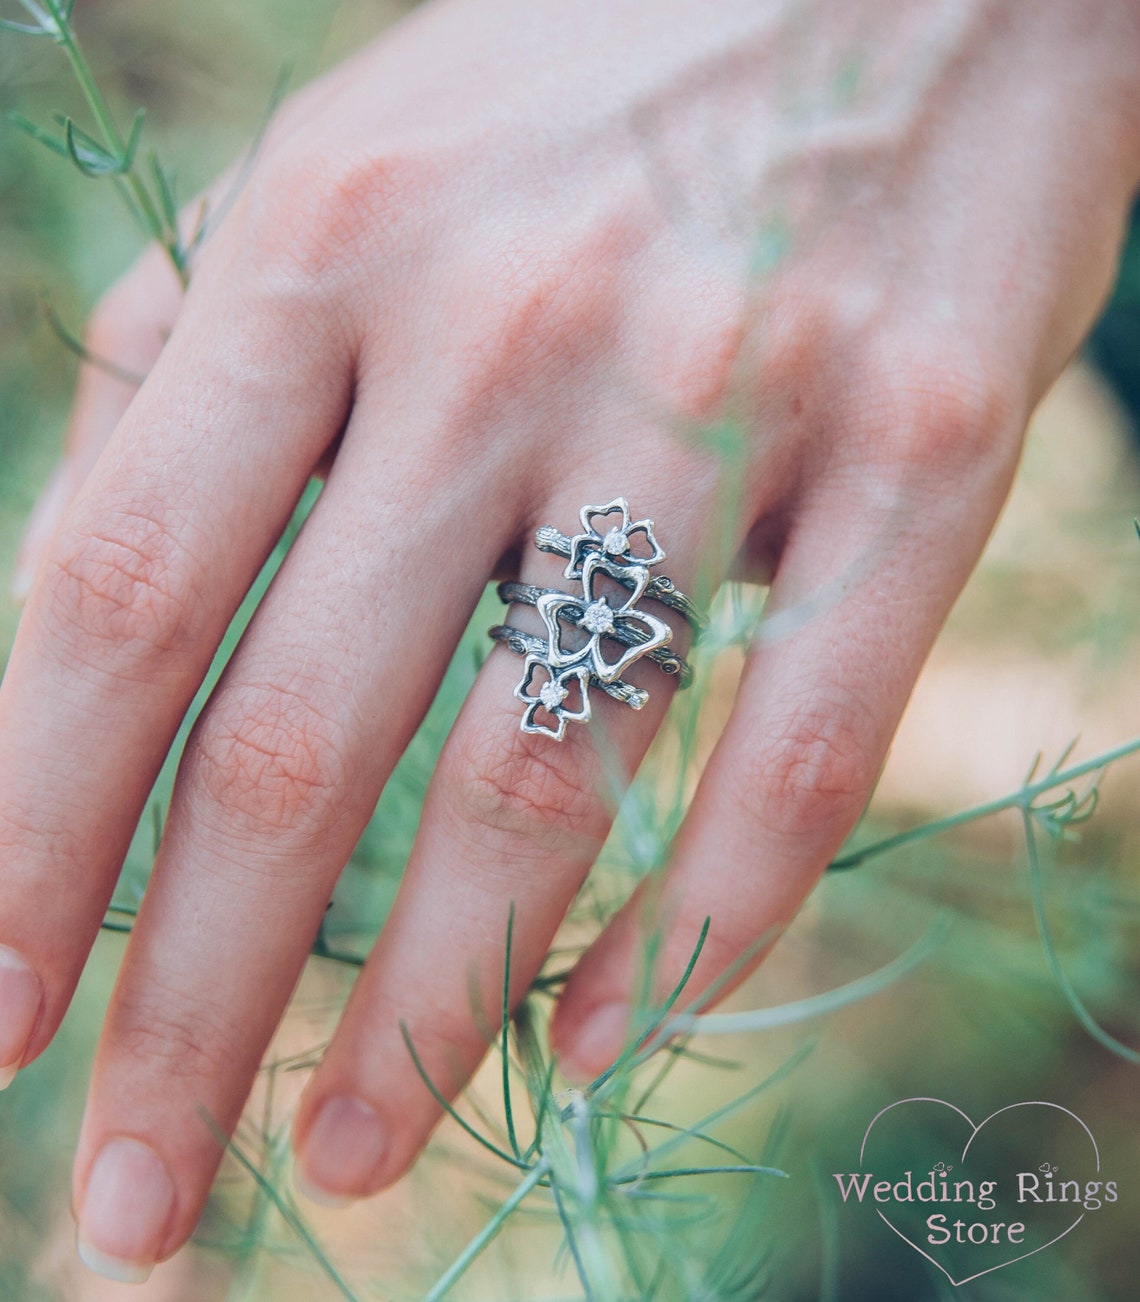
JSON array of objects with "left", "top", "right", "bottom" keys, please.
[{"left": 7, "top": 111, "right": 69, "bottom": 157}]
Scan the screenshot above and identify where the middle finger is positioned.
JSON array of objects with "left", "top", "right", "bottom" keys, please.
[{"left": 71, "top": 405, "right": 516, "bottom": 1274}]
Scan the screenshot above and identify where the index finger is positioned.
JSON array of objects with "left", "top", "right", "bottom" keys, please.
[{"left": 0, "top": 265, "right": 352, "bottom": 1085}]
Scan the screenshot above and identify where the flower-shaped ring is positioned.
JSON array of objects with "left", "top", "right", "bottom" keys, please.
[
  {"left": 538, "top": 553, "right": 671, "bottom": 684},
  {"left": 491, "top": 495, "right": 707, "bottom": 741},
  {"left": 513, "top": 655, "right": 592, "bottom": 740},
  {"left": 564, "top": 497, "right": 666, "bottom": 582}
]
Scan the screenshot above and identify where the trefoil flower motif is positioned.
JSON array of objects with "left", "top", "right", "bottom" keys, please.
[
  {"left": 564, "top": 497, "right": 666, "bottom": 582},
  {"left": 514, "top": 656, "right": 591, "bottom": 740},
  {"left": 538, "top": 553, "right": 671, "bottom": 684}
]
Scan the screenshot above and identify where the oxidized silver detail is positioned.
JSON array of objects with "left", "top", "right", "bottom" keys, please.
[
  {"left": 538, "top": 553, "right": 672, "bottom": 685},
  {"left": 513, "top": 655, "right": 591, "bottom": 740},
  {"left": 534, "top": 523, "right": 707, "bottom": 634},
  {"left": 494, "top": 582, "right": 694, "bottom": 686},
  {"left": 492, "top": 496, "right": 701, "bottom": 740},
  {"left": 565, "top": 497, "right": 666, "bottom": 582},
  {"left": 488, "top": 625, "right": 651, "bottom": 710}
]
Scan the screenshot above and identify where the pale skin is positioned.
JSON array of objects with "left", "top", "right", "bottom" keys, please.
[{"left": 2, "top": 0, "right": 1139, "bottom": 1281}]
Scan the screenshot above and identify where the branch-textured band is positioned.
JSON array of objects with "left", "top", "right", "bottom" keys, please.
[{"left": 489, "top": 498, "right": 705, "bottom": 740}]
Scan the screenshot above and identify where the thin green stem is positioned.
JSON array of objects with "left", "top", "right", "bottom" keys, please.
[
  {"left": 517, "top": 1006, "right": 627, "bottom": 1297},
  {"left": 611, "top": 1164, "right": 785, "bottom": 1183},
  {"left": 501, "top": 902, "right": 523, "bottom": 1162},
  {"left": 40, "top": 300, "right": 145, "bottom": 384},
  {"left": 608, "top": 1041, "right": 810, "bottom": 1184},
  {"left": 424, "top": 1158, "right": 550, "bottom": 1302},
  {"left": 588, "top": 916, "right": 711, "bottom": 1096},
  {"left": 399, "top": 1020, "right": 531, "bottom": 1171},
  {"left": 54, "top": 23, "right": 124, "bottom": 151},
  {"left": 829, "top": 735, "right": 1140, "bottom": 871},
  {"left": 201, "top": 1114, "right": 359, "bottom": 1301},
  {"left": 1022, "top": 808, "right": 1140, "bottom": 1063},
  {"left": 686, "top": 914, "right": 950, "bottom": 1034},
  {"left": 548, "top": 1175, "right": 595, "bottom": 1301},
  {"left": 39, "top": 0, "right": 187, "bottom": 282}
]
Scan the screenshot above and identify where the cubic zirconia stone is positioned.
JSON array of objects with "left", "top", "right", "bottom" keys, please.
[
  {"left": 602, "top": 528, "right": 630, "bottom": 556},
  {"left": 580, "top": 599, "right": 615, "bottom": 635},
  {"left": 540, "top": 679, "right": 569, "bottom": 711}
]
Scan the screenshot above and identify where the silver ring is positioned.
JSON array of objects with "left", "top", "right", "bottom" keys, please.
[
  {"left": 489, "top": 497, "right": 706, "bottom": 740},
  {"left": 487, "top": 625, "right": 651, "bottom": 711},
  {"left": 495, "top": 583, "right": 694, "bottom": 687},
  {"left": 533, "top": 526, "right": 707, "bottom": 634}
]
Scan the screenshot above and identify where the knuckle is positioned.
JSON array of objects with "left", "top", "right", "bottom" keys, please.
[
  {"left": 184, "top": 680, "right": 349, "bottom": 841},
  {"left": 0, "top": 805, "right": 86, "bottom": 876},
  {"left": 736, "top": 700, "right": 876, "bottom": 839},
  {"left": 851, "top": 334, "right": 1014, "bottom": 475},
  {"left": 437, "top": 229, "right": 626, "bottom": 455},
  {"left": 240, "top": 142, "right": 424, "bottom": 293},
  {"left": 114, "top": 983, "right": 247, "bottom": 1086},
  {"left": 42, "top": 510, "right": 202, "bottom": 672},
  {"left": 445, "top": 717, "right": 608, "bottom": 857},
  {"left": 659, "top": 307, "right": 749, "bottom": 425}
]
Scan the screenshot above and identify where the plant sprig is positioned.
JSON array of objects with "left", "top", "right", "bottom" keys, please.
[
  {"left": 828, "top": 734, "right": 1140, "bottom": 872},
  {"left": 387, "top": 909, "right": 801, "bottom": 1299},
  {"left": 830, "top": 734, "right": 1140, "bottom": 1066},
  {"left": 4, "top": 0, "right": 203, "bottom": 283}
]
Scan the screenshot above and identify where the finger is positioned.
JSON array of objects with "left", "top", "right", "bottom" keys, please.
[
  {"left": 549, "top": 386, "right": 1023, "bottom": 1080},
  {"left": 291, "top": 460, "right": 766, "bottom": 1204},
  {"left": 11, "top": 247, "right": 183, "bottom": 603},
  {"left": 69, "top": 410, "right": 509, "bottom": 1276},
  {"left": 0, "top": 262, "right": 353, "bottom": 1096}
]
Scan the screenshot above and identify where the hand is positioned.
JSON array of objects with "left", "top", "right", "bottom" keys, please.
[{"left": 4, "top": 0, "right": 1139, "bottom": 1279}]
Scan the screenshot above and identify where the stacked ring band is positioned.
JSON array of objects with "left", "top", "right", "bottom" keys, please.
[
  {"left": 495, "top": 583, "right": 694, "bottom": 687},
  {"left": 489, "top": 497, "right": 707, "bottom": 740},
  {"left": 486, "top": 625, "right": 651, "bottom": 711},
  {"left": 533, "top": 524, "right": 708, "bottom": 634}
]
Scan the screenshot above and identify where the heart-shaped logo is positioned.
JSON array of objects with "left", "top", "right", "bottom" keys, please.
[{"left": 834, "top": 1098, "right": 1111, "bottom": 1287}]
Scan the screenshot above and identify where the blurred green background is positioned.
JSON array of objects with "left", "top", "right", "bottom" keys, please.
[{"left": 2, "top": 3, "right": 1140, "bottom": 1299}]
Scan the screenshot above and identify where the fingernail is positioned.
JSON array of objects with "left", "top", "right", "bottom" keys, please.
[
  {"left": 558, "top": 1001, "right": 631, "bottom": 1083},
  {"left": 77, "top": 1138, "right": 175, "bottom": 1283},
  {"left": 296, "top": 1095, "right": 387, "bottom": 1204},
  {"left": 0, "top": 945, "right": 42, "bottom": 1088},
  {"left": 10, "top": 458, "right": 71, "bottom": 602},
  {"left": 293, "top": 1165, "right": 354, "bottom": 1210}
]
